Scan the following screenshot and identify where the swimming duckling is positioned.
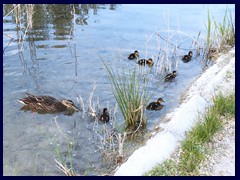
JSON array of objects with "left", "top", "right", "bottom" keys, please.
[
  {"left": 146, "top": 98, "right": 165, "bottom": 111},
  {"left": 128, "top": 50, "right": 139, "bottom": 60},
  {"left": 182, "top": 51, "right": 193, "bottom": 63},
  {"left": 146, "top": 58, "right": 154, "bottom": 67},
  {"left": 17, "top": 93, "right": 79, "bottom": 113},
  {"left": 138, "top": 59, "right": 147, "bottom": 65},
  {"left": 99, "top": 108, "right": 110, "bottom": 123},
  {"left": 138, "top": 58, "right": 154, "bottom": 67},
  {"left": 165, "top": 70, "right": 177, "bottom": 81}
]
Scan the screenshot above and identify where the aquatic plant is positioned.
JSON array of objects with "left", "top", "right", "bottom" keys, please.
[
  {"left": 53, "top": 117, "right": 78, "bottom": 176},
  {"left": 205, "top": 7, "right": 235, "bottom": 59},
  {"left": 102, "top": 62, "right": 153, "bottom": 130},
  {"left": 215, "top": 8, "right": 235, "bottom": 48}
]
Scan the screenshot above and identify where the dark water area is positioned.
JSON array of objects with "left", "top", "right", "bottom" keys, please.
[{"left": 3, "top": 4, "right": 235, "bottom": 175}]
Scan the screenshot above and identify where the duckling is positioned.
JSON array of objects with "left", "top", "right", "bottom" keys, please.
[
  {"left": 182, "top": 51, "right": 193, "bottom": 63},
  {"left": 146, "top": 58, "right": 154, "bottom": 67},
  {"left": 128, "top": 50, "right": 139, "bottom": 60},
  {"left": 165, "top": 70, "right": 177, "bottom": 81},
  {"left": 146, "top": 98, "right": 165, "bottom": 111},
  {"left": 138, "top": 59, "right": 147, "bottom": 65},
  {"left": 138, "top": 58, "right": 154, "bottom": 67},
  {"left": 99, "top": 108, "right": 110, "bottom": 123}
]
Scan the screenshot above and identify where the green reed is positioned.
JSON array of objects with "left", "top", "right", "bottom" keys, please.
[
  {"left": 206, "top": 7, "right": 235, "bottom": 57},
  {"left": 103, "top": 62, "right": 153, "bottom": 130}
]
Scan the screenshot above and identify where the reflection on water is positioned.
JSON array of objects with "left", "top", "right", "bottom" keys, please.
[
  {"left": 4, "top": 4, "right": 119, "bottom": 42},
  {"left": 3, "top": 4, "right": 234, "bottom": 175},
  {"left": 19, "top": 105, "right": 78, "bottom": 116}
]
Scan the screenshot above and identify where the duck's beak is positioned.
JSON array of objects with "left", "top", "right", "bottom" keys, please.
[{"left": 71, "top": 105, "right": 79, "bottom": 112}]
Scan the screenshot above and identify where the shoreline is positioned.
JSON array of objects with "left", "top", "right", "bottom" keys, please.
[{"left": 114, "top": 48, "right": 235, "bottom": 176}]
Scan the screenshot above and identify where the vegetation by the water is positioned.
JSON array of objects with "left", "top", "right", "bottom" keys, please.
[
  {"left": 103, "top": 62, "right": 154, "bottom": 130},
  {"left": 3, "top": 4, "right": 235, "bottom": 176},
  {"left": 205, "top": 7, "right": 235, "bottom": 59}
]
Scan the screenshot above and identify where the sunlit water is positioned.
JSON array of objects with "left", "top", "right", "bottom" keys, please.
[{"left": 3, "top": 4, "right": 234, "bottom": 175}]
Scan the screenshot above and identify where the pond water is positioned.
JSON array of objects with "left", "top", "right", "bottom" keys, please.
[{"left": 3, "top": 4, "right": 235, "bottom": 175}]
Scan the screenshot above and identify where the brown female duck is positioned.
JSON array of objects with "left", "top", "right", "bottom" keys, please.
[{"left": 17, "top": 93, "right": 79, "bottom": 113}]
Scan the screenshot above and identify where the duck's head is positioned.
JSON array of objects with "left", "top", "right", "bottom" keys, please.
[
  {"left": 157, "top": 98, "right": 165, "bottom": 103},
  {"left": 188, "top": 51, "right": 193, "bottom": 57},
  {"left": 61, "top": 99, "right": 79, "bottom": 111},
  {"left": 147, "top": 58, "right": 154, "bottom": 65},
  {"left": 134, "top": 50, "right": 139, "bottom": 57},
  {"left": 173, "top": 70, "right": 177, "bottom": 76},
  {"left": 103, "top": 108, "right": 108, "bottom": 113}
]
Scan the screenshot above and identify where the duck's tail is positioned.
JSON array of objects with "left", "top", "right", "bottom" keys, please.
[{"left": 17, "top": 99, "right": 27, "bottom": 105}]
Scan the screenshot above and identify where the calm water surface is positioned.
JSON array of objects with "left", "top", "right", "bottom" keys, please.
[{"left": 3, "top": 4, "right": 234, "bottom": 175}]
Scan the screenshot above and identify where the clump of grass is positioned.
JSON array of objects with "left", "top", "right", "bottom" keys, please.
[
  {"left": 212, "top": 93, "right": 235, "bottom": 116},
  {"left": 145, "top": 92, "right": 235, "bottom": 176},
  {"left": 194, "top": 111, "right": 221, "bottom": 143},
  {"left": 178, "top": 92, "right": 235, "bottom": 174},
  {"left": 145, "top": 159, "right": 178, "bottom": 176},
  {"left": 103, "top": 62, "right": 152, "bottom": 130},
  {"left": 54, "top": 137, "right": 77, "bottom": 176},
  {"left": 179, "top": 109, "right": 221, "bottom": 174},
  {"left": 214, "top": 7, "right": 235, "bottom": 49},
  {"left": 205, "top": 7, "right": 235, "bottom": 59}
]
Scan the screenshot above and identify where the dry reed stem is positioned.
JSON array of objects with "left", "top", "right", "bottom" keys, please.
[
  {"left": 54, "top": 158, "right": 77, "bottom": 176},
  {"left": 87, "top": 82, "right": 97, "bottom": 117},
  {"left": 20, "top": 5, "right": 34, "bottom": 52},
  {"left": 53, "top": 117, "right": 68, "bottom": 140},
  {"left": 3, "top": 4, "right": 20, "bottom": 19},
  {"left": 77, "top": 95, "right": 85, "bottom": 112},
  {"left": 26, "top": 4, "right": 33, "bottom": 29},
  {"left": 116, "top": 132, "right": 127, "bottom": 164},
  {"left": 10, "top": 4, "right": 35, "bottom": 52},
  {"left": 71, "top": 4, "right": 76, "bottom": 40},
  {"left": 3, "top": 33, "right": 15, "bottom": 54}
]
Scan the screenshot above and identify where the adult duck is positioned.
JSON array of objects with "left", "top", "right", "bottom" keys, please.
[{"left": 17, "top": 93, "right": 79, "bottom": 113}]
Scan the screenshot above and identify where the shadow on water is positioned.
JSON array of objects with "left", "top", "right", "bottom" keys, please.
[{"left": 3, "top": 4, "right": 234, "bottom": 175}]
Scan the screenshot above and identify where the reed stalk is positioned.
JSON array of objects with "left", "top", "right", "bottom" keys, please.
[
  {"left": 102, "top": 62, "right": 151, "bottom": 130},
  {"left": 205, "top": 7, "right": 235, "bottom": 59}
]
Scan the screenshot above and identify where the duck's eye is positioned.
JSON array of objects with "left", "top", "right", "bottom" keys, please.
[{"left": 67, "top": 100, "right": 74, "bottom": 105}]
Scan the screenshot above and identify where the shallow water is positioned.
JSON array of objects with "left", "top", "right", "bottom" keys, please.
[{"left": 3, "top": 4, "right": 234, "bottom": 175}]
